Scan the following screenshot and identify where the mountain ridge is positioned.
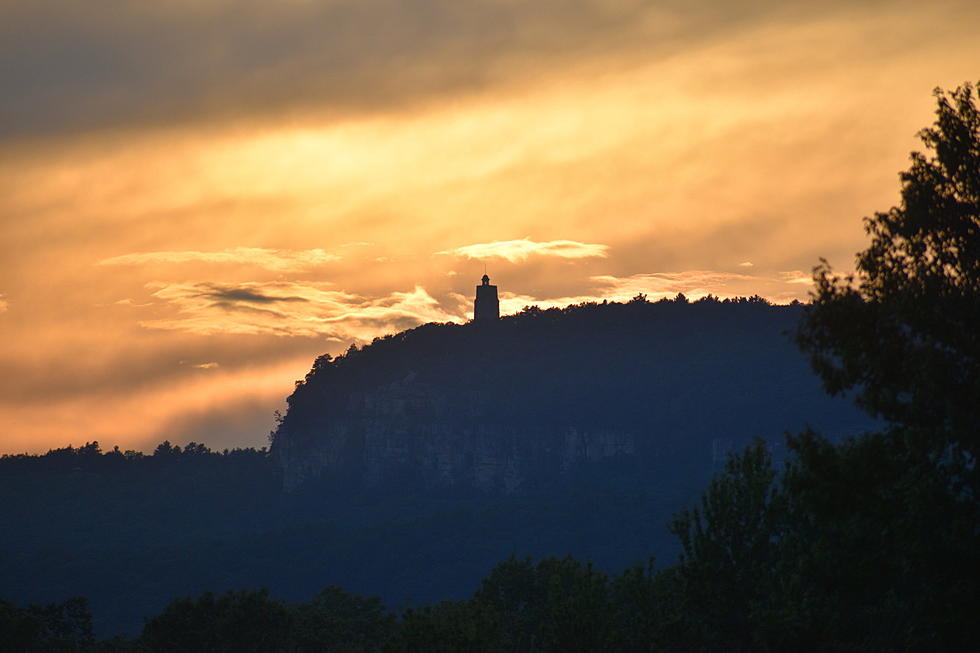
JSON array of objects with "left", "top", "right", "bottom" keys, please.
[{"left": 271, "top": 295, "right": 872, "bottom": 493}]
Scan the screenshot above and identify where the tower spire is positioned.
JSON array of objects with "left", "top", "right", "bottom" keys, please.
[{"left": 474, "top": 271, "right": 499, "bottom": 322}]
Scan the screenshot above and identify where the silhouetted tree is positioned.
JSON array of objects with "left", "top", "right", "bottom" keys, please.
[
  {"left": 389, "top": 600, "right": 501, "bottom": 653},
  {"left": 605, "top": 561, "right": 661, "bottom": 653},
  {"left": 390, "top": 555, "right": 627, "bottom": 653},
  {"left": 152, "top": 441, "right": 181, "bottom": 458},
  {"left": 789, "top": 84, "right": 980, "bottom": 651},
  {"left": 140, "top": 589, "right": 289, "bottom": 653},
  {"left": 0, "top": 598, "right": 43, "bottom": 651},
  {"left": 292, "top": 586, "right": 395, "bottom": 653},
  {"left": 776, "top": 429, "right": 980, "bottom": 651},
  {"left": 0, "top": 597, "right": 96, "bottom": 652},
  {"left": 798, "top": 81, "right": 980, "bottom": 453},
  {"left": 474, "top": 556, "right": 615, "bottom": 652},
  {"left": 666, "top": 440, "right": 783, "bottom": 652}
]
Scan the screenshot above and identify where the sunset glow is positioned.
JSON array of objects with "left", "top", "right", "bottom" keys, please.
[{"left": 2, "top": 0, "right": 978, "bottom": 453}]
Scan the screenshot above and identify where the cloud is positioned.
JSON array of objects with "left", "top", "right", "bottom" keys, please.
[
  {"left": 0, "top": 0, "right": 808, "bottom": 140},
  {"left": 473, "top": 268, "right": 815, "bottom": 317},
  {"left": 4, "top": 0, "right": 978, "bottom": 459},
  {"left": 591, "top": 271, "right": 761, "bottom": 300},
  {"left": 191, "top": 362, "right": 219, "bottom": 369},
  {"left": 496, "top": 292, "right": 613, "bottom": 316},
  {"left": 589, "top": 270, "right": 819, "bottom": 303},
  {"left": 114, "top": 298, "right": 153, "bottom": 307},
  {"left": 0, "top": 356, "right": 307, "bottom": 454},
  {"left": 15, "top": 0, "right": 952, "bottom": 144},
  {"left": 0, "top": 294, "right": 7, "bottom": 313},
  {"left": 203, "top": 285, "right": 309, "bottom": 305},
  {"left": 142, "top": 281, "right": 463, "bottom": 340},
  {"left": 0, "top": 328, "right": 327, "bottom": 405},
  {"left": 99, "top": 247, "right": 339, "bottom": 272},
  {"left": 490, "top": 269, "right": 815, "bottom": 316},
  {"left": 738, "top": 261, "right": 754, "bottom": 267},
  {"left": 778, "top": 270, "right": 814, "bottom": 285},
  {"left": 440, "top": 239, "right": 609, "bottom": 263}
]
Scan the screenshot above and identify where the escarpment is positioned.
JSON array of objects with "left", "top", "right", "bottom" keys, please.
[{"left": 271, "top": 298, "right": 873, "bottom": 492}]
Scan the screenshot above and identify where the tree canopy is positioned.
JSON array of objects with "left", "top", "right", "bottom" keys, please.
[{"left": 798, "top": 81, "right": 980, "bottom": 452}]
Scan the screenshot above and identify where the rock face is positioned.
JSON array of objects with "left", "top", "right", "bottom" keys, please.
[
  {"left": 272, "top": 298, "right": 874, "bottom": 493},
  {"left": 276, "top": 377, "right": 637, "bottom": 492}
]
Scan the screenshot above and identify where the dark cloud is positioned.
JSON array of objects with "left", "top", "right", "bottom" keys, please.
[
  {"left": 202, "top": 285, "right": 309, "bottom": 305},
  {"left": 0, "top": 0, "right": 874, "bottom": 141},
  {"left": 0, "top": 333, "right": 326, "bottom": 404},
  {"left": 129, "top": 280, "right": 462, "bottom": 340}
]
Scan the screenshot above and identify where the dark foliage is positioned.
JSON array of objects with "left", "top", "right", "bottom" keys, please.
[
  {"left": 666, "top": 439, "right": 782, "bottom": 652},
  {"left": 0, "top": 596, "right": 96, "bottom": 652},
  {"left": 0, "top": 443, "right": 281, "bottom": 637},
  {"left": 291, "top": 586, "right": 396, "bottom": 653},
  {"left": 141, "top": 589, "right": 291, "bottom": 653},
  {"left": 798, "top": 81, "right": 980, "bottom": 454},
  {"left": 278, "top": 295, "right": 826, "bottom": 448},
  {"left": 764, "top": 81, "right": 980, "bottom": 651},
  {"left": 652, "top": 82, "right": 980, "bottom": 653},
  {"left": 653, "top": 432, "right": 980, "bottom": 653}
]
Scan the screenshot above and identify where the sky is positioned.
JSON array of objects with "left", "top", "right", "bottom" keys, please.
[{"left": 1, "top": 0, "right": 978, "bottom": 454}]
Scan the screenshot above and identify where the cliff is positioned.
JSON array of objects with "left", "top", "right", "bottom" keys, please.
[{"left": 272, "top": 296, "right": 871, "bottom": 492}]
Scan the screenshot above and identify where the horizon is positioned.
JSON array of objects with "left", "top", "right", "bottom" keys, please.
[
  {"left": 2, "top": 0, "right": 978, "bottom": 454},
  {"left": 0, "top": 292, "right": 803, "bottom": 456}
]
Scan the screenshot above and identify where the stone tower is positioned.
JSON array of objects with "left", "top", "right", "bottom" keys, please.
[{"left": 474, "top": 274, "right": 499, "bottom": 322}]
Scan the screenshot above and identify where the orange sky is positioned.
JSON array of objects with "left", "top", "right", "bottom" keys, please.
[{"left": 1, "top": 0, "right": 978, "bottom": 453}]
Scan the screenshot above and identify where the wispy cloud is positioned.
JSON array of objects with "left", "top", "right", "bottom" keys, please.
[
  {"left": 496, "top": 292, "right": 613, "bottom": 316},
  {"left": 0, "top": 294, "right": 7, "bottom": 313},
  {"left": 142, "top": 281, "right": 463, "bottom": 340},
  {"left": 778, "top": 270, "right": 813, "bottom": 285},
  {"left": 591, "top": 271, "right": 762, "bottom": 300},
  {"left": 491, "top": 269, "right": 815, "bottom": 316},
  {"left": 475, "top": 268, "right": 814, "bottom": 317},
  {"left": 0, "top": 0, "right": 798, "bottom": 140},
  {"left": 114, "top": 298, "right": 153, "bottom": 307},
  {"left": 589, "top": 270, "right": 820, "bottom": 303},
  {"left": 0, "top": 356, "right": 309, "bottom": 454},
  {"left": 99, "top": 248, "right": 340, "bottom": 272},
  {"left": 493, "top": 271, "right": 760, "bottom": 314},
  {"left": 439, "top": 238, "right": 609, "bottom": 263}
]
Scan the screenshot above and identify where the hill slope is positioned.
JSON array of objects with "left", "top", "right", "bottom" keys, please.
[
  {"left": 273, "top": 296, "right": 871, "bottom": 493},
  {"left": 1, "top": 296, "right": 877, "bottom": 636}
]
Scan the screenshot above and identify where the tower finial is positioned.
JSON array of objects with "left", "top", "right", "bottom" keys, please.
[{"left": 474, "top": 272, "right": 499, "bottom": 321}]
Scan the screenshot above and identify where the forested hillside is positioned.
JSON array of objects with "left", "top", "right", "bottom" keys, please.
[
  {"left": 273, "top": 295, "right": 870, "bottom": 492},
  {"left": 0, "top": 296, "right": 873, "bottom": 638}
]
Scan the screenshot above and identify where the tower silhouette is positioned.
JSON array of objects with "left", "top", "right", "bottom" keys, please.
[{"left": 474, "top": 274, "right": 499, "bottom": 322}]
